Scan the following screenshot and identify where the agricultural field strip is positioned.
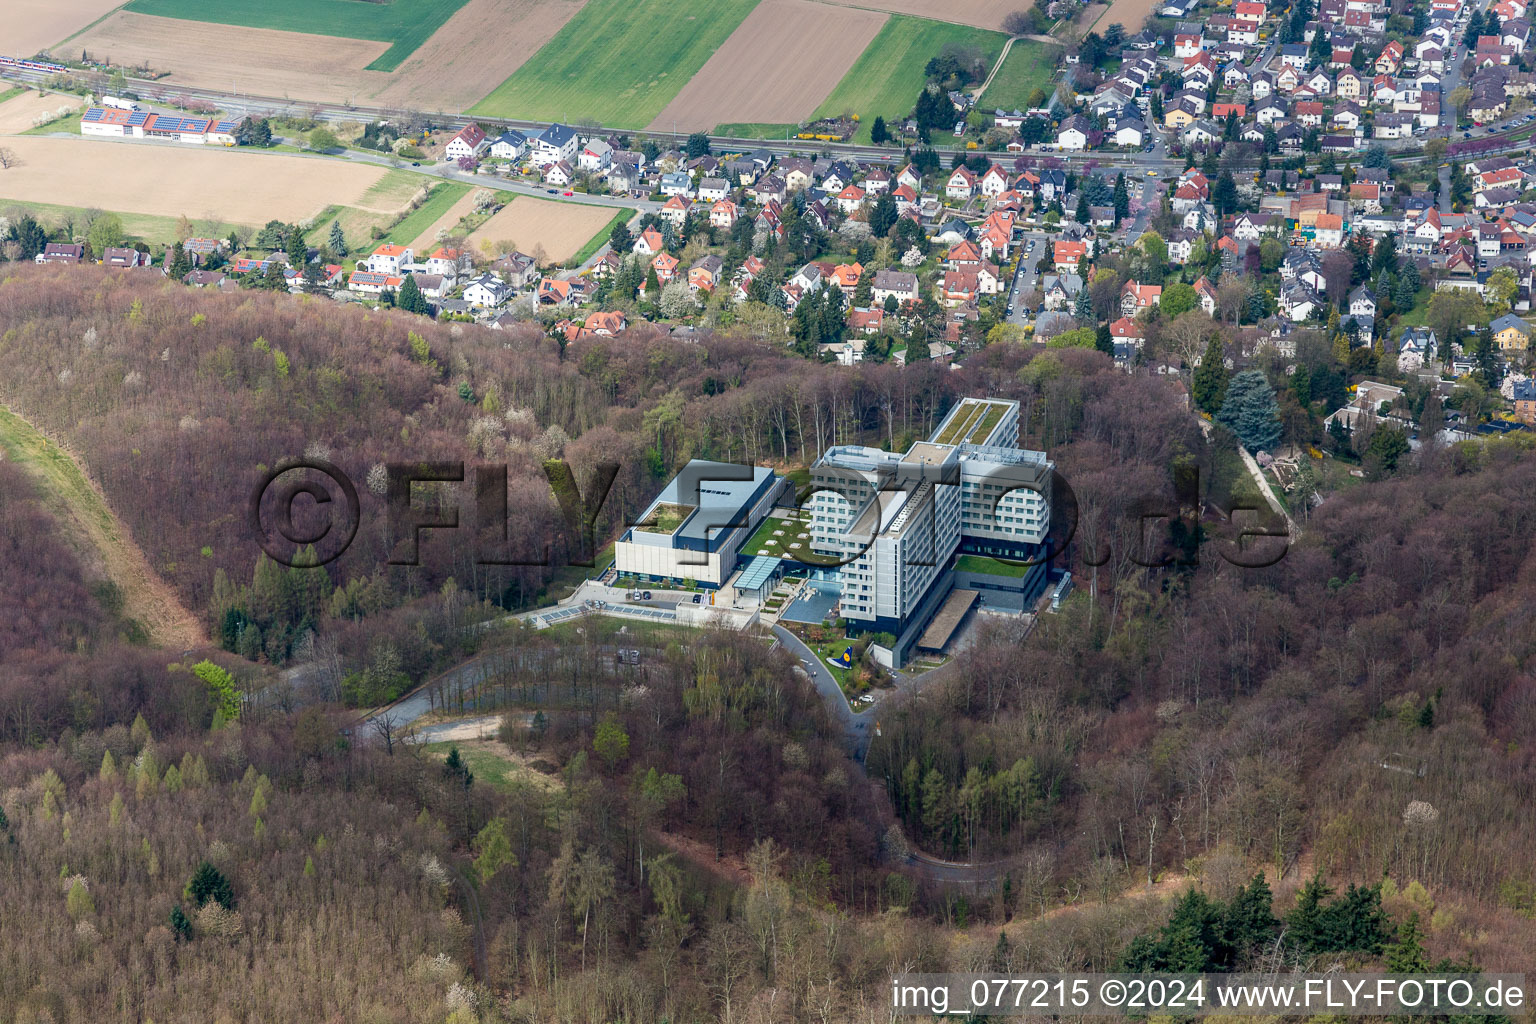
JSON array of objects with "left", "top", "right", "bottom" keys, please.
[{"left": 119, "top": 0, "right": 472, "bottom": 71}]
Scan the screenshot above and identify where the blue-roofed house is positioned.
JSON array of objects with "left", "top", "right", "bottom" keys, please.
[
  {"left": 529, "top": 123, "right": 578, "bottom": 166},
  {"left": 489, "top": 130, "right": 527, "bottom": 160}
]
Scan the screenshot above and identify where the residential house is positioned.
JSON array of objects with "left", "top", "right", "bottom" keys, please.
[
  {"left": 1121, "top": 280, "right": 1162, "bottom": 316},
  {"left": 489, "top": 130, "right": 527, "bottom": 160},
  {"left": 633, "top": 227, "right": 666, "bottom": 257},
  {"left": 577, "top": 138, "right": 613, "bottom": 172},
  {"left": 366, "top": 244, "right": 412, "bottom": 276},
  {"left": 529, "top": 123, "right": 578, "bottom": 166},
  {"left": 102, "top": 247, "right": 150, "bottom": 269},
  {"left": 35, "top": 243, "right": 84, "bottom": 264},
  {"left": 688, "top": 254, "right": 724, "bottom": 292},
  {"left": 697, "top": 177, "right": 730, "bottom": 202},
  {"left": 871, "top": 268, "right": 919, "bottom": 306},
  {"left": 946, "top": 167, "right": 978, "bottom": 199},
  {"left": 710, "top": 199, "right": 739, "bottom": 229},
  {"left": 347, "top": 269, "right": 403, "bottom": 294},
  {"left": 1493, "top": 312, "right": 1532, "bottom": 349},
  {"left": 1054, "top": 239, "right": 1088, "bottom": 273},
  {"left": 836, "top": 184, "right": 866, "bottom": 214},
  {"left": 463, "top": 273, "right": 511, "bottom": 308},
  {"left": 1110, "top": 316, "right": 1146, "bottom": 347},
  {"left": 444, "top": 123, "right": 487, "bottom": 161}
]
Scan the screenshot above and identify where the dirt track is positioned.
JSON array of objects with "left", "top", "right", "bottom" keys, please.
[
  {"left": 0, "top": 403, "right": 206, "bottom": 650},
  {"left": 647, "top": 0, "right": 888, "bottom": 131},
  {"left": 815, "top": 0, "right": 1012, "bottom": 30},
  {"left": 408, "top": 190, "right": 479, "bottom": 251}
]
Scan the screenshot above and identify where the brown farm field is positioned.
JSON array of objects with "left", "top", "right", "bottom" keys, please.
[
  {"left": 6, "top": 0, "right": 125, "bottom": 56},
  {"left": 1079, "top": 0, "right": 1124, "bottom": 32},
  {"left": 0, "top": 90, "right": 81, "bottom": 134},
  {"left": 815, "top": 0, "right": 1011, "bottom": 30},
  {"left": 64, "top": 0, "right": 588, "bottom": 112},
  {"left": 647, "top": 0, "right": 887, "bottom": 132},
  {"left": 371, "top": 0, "right": 589, "bottom": 111},
  {"left": 465, "top": 197, "right": 618, "bottom": 264},
  {"left": 70, "top": 13, "right": 393, "bottom": 102},
  {"left": 0, "top": 137, "right": 391, "bottom": 224}
]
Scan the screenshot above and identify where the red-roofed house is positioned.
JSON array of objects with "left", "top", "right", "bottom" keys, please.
[
  {"left": 1054, "top": 239, "right": 1088, "bottom": 272},
  {"left": 1110, "top": 317, "right": 1145, "bottom": 347},
  {"left": 1121, "top": 280, "right": 1163, "bottom": 316},
  {"left": 366, "top": 244, "right": 413, "bottom": 275},
  {"left": 710, "top": 199, "right": 739, "bottom": 228},
  {"left": 633, "top": 227, "right": 666, "bottom": 257},
  {"left": 445, "top": 123, "right": 488, "bottom": 160}
]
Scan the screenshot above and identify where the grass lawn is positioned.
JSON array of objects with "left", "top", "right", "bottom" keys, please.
[
  {"left": 0, "top": 86, "right": 25, "bottom": 106},
  {"left": 955, "top": 553, "right": 1036, "bottom": 577},
  {"left": 469, "top": 0, "right": 760, "bottom": 127},
  {"left": 981, "top": 39, "right": 1062, "bottom": 110},
  {"left": 567, "top": 208, "right": 631, "bottom": 266},
  {"left": 0, "top": 200, "right": 236, "bottom": 247},
  {"left": 541, "top": 614, "right": 698, "bottom": 648},
  {"left": 21, "top": 118, "right": 81, "bottom": 137},
  {"left": 421, "top": 741, "right": 560, "bottom": 795},
  {"left": 814, "top": 16, "right": 1008, "bottom": 144},
  {"left": 121, "top": 0, "right": 470, "bottom": 71},
  {"left": 713, "top": 122, "right": 800, "bottom": 139},
  {"left": 743, "top": 514, "right": 810, "bottom": 559},
  {"left": 304, "top": 203, "right": 391, "bottom": 253},
  {"left": 381, "top": 182, "right": 474, "bottom": 247}
]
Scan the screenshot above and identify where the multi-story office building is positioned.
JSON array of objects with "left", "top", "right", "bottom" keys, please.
[{"left": 808, "top": 397, "right": 1053, "bottom": 641}]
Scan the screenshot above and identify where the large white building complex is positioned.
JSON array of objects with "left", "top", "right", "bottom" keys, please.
[
  {"left": 613, "top": 398, "right": 1053, "bottom": 661},
  {"left": 807, "top": 398, "right": 1053, "bottom": 652}
]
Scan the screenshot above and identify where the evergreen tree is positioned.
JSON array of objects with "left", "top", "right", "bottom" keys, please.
[
  {"left": 868, "top": 192, "right": 898, "bottom": 237},
  {"left": 1113, "top": 172, "right": 1129, "bottom": 226},
  {"left": 1385, "top": 912, "right": 1429, "bottom": 972},
  {"left": 1095, "top": 322, "right": 1114, "bottom": 355},
  {"left": 397, "top": 273, "right": 429, "bottom": 315},
  {"left": 609, "top": 220, "right": 633, "bottom": 254},
  {"left": 1217, "top": 369, "right": 1281, "bottom": 453},
  {"left": 252, "top": 118, "right": 272, "bottom": 147},
  {"left": 328, "top": 220, "right": 348, "bottom": 259},
  {"left": 168, "top": 241, "right": 191, "bottom": 281},
  {"left": 170, "top": 904, "right": 193, "bottom": 941},
  {"left": 1192, "top": 335, "right": 1229, "bottom": 413},
  {"left": 285, "top": 226, "right": 308, "bottom": 270},
  {"left": 870, "top": 115, "right": 890, "bottom": 145},
  {"left": 186, "top": 861, "right": 236, "bottom": 910},
  {"left": 1073, "top": 286, "right": 1094, "bottom": 323}
]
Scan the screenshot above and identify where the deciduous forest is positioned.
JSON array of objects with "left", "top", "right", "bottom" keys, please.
[{"left": 1, "top": 266, "right": 1534, "bottom": 1023}]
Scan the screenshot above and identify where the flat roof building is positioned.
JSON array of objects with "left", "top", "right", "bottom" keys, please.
[
  {"left": 613, "top": 461, "right": 785, "bottom": 586},
  {"left": 807, "top": 398, "right": 1053, "bottom": 660}
]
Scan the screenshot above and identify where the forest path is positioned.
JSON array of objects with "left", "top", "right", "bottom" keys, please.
[{"left": 0, "top": 402, "right": 206, "bottom": 650}]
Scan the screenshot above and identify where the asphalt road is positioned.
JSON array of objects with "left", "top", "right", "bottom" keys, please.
[{"left": 5, "top": 63, "right": 1474, "bottom": 175}]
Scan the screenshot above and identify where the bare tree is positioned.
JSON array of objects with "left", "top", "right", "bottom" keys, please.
[
  {"left": 0, "top": 146, "right": 17, "bottom": 170},
  {"left": 371, "top": 713, "right": 398, "bottom": 755}
]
